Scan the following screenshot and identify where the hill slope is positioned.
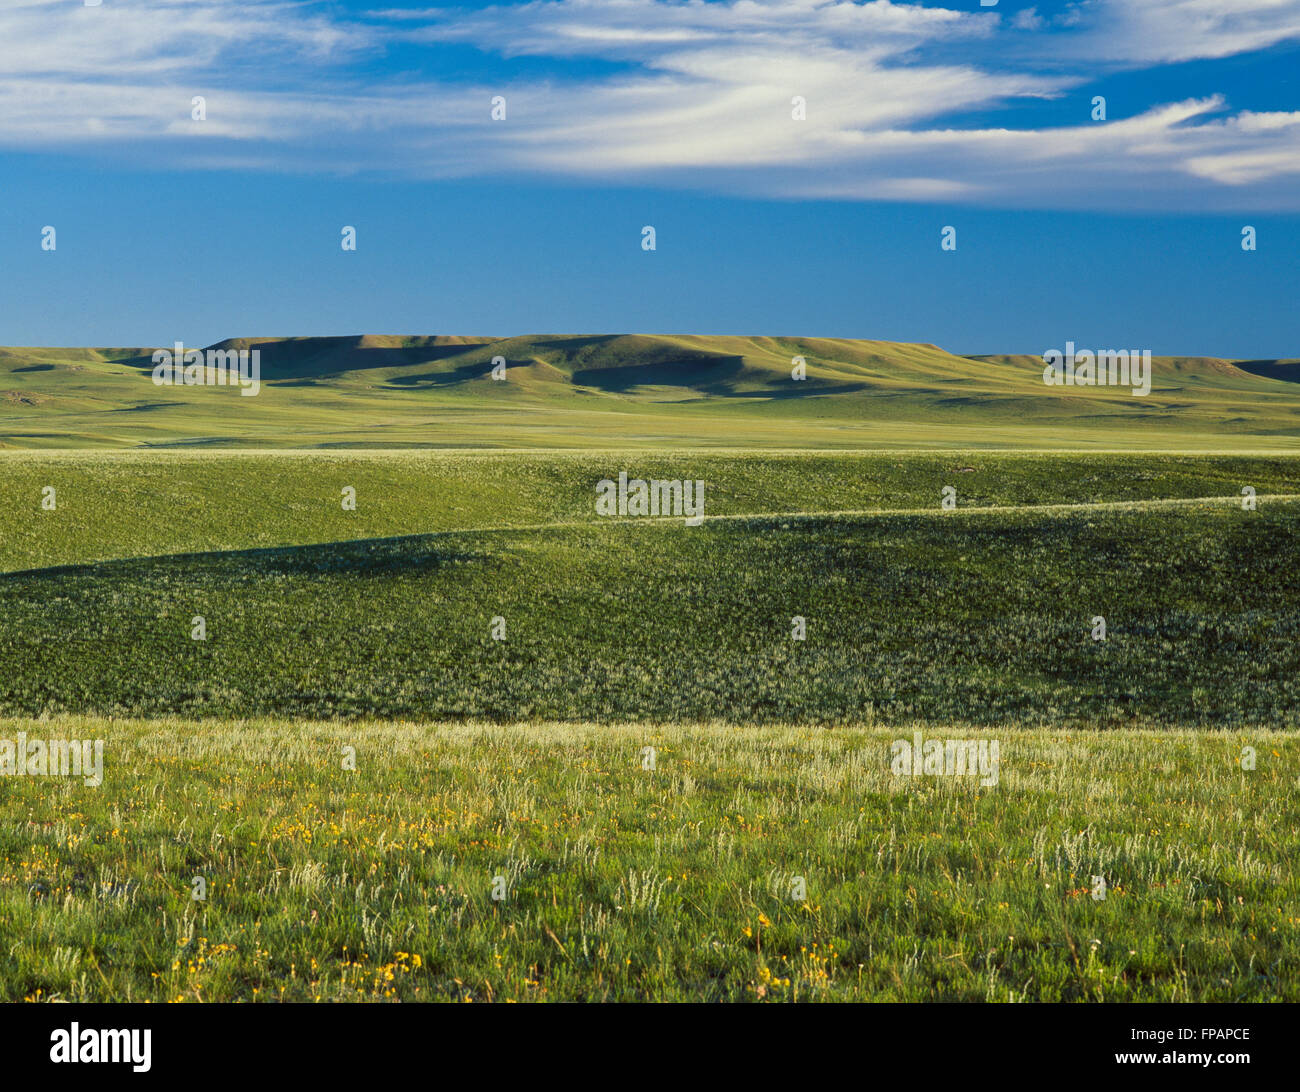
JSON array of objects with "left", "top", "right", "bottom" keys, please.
[{"left": 1, "top": 335, "right": 1297, "bottom": 449}]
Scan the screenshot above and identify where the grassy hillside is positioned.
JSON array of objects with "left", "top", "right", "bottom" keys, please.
[
  {"left": 2, "top": 335, "right": 1299, "bottom": 449},
  {"left": 2, "top": 450, "right": 1297, "bottom": 572},
  {"left": 2, "top": 452, "right": 1298, "bottom": 727}
]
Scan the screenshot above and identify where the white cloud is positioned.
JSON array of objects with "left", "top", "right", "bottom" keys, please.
[
  {"left": 791, "top": 99, "right": 1300, "bottom": 204},
  {"left": 1011, "top": 8, "right": 1046, "bottom": 32},
  {"left": 0, "top": 0, "right": 1296, "bottom": 208},
  {"left": 1073, "top": 0, "right": 1300, "bottom": 64},
  {"left": 0, "top": 0, "right": 365, "bottom": 76}
]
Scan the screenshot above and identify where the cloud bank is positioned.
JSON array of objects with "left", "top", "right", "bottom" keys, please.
[{"left": 2, "top": 0, "right": 1298, "bottom": 208}]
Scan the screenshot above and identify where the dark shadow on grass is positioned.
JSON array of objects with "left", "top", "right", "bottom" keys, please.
[
  {"left": 0, "top": 532, "right": 496, "bottom": 582},
  {"left": 571, "top": 355, "right": 747, "bottom": 392},
  {"left": 385, "top": 359, "right": 498, "bottom": 387},
  {"left": 1234, "top": 359, "right": 1300, "bottom": 384}
]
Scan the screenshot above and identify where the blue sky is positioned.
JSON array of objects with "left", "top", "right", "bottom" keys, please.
[{"left": 1, "top": 0, "right": 1297, "bottom": 357}]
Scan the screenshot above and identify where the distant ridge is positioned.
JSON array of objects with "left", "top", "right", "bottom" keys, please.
[{"left": 0, "top": 334, "right": 1297, "bottom": 450}]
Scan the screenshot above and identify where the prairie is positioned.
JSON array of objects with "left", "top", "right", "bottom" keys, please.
[
  {"left": 1, "top": 448, "right": 1297, "bottom": 1000},
  {"left": 0, "top": 453, "right": 1297, "bottom": 726},
  {"left": 3, "top": 718, "right": 1295, "bottom": 1002}
]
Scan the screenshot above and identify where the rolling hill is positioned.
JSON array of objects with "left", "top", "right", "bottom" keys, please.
[{"left": 1, "top": 334, "right": 1298, "bottom": 449}]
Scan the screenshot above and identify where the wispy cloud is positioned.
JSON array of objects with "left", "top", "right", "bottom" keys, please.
[
  {"left": 1, "top": 0, "right": 1297, "bottom": 208},
  {"left": 1066, "top": 0, "right": 1300, "bottom": 64},
  {"left": 0, "top": 0, "right": 364, "bottom": 76}
]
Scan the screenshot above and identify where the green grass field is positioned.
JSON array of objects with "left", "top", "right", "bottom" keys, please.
[
  {"left": 1, "top": 452, "right": 1297, "bottom": 727},
  {"left": 1, "top": 401, "right": 1297, "bottom": 999},
  {"left": 5, "top": 719, "right": 1297, "bottom": 1002}
]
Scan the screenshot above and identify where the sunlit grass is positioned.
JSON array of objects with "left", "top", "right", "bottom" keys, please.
[{"left": 2, "top": 719, "right": 1295, "bottom": 1002}]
